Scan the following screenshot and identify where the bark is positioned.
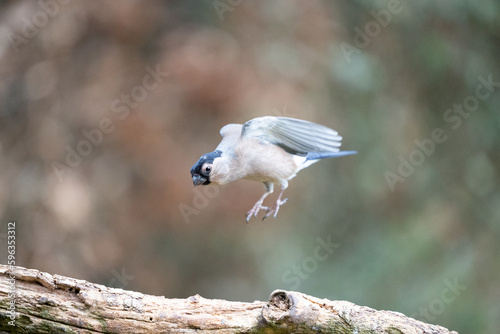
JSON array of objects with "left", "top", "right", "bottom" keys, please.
[{"left": 0, "top": 265, "right": 458, "bottom": 333}]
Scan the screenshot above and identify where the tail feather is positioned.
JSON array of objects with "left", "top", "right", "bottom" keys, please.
[{"left": 305, "top": 151, "right": 357, "bottom": 161}]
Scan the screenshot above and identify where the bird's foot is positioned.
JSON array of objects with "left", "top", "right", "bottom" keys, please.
[
  {"left": 263, "top": 198, "right": 288, "bottom": 220},
  {"left": 245, "top": 201, "right": 269, "bottom": 222}
]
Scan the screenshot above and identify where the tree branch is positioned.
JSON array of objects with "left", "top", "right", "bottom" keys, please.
[{"left": 0, "top": 265, "right": 457, "bottom": 333}]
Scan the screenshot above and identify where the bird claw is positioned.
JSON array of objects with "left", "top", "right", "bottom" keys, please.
[
  {"left": 245, "top": 202, "right": 269, "bottom": 222},
  {"left": 245, "top": 186, "right": 288, "bottom": 222},
  {"left": 262, "top": 198, "right": 288, "bottom": 220}
]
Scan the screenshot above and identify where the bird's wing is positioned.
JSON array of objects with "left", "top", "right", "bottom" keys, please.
[
  {"left": 215, "top": 123, "right": 243, "bottom": 155},
  {"left": 241, "top": 116, "right": 342, "bottom": 156}
]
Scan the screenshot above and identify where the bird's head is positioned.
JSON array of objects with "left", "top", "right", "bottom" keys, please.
[{"left": 190, "top": 150, "right": 222, "bottom": 186}]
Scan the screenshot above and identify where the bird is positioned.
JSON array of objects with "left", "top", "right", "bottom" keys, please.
[{"left": 190, "top": 116, "right": 356, "bottom": 221}]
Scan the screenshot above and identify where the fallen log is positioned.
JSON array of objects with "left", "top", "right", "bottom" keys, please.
[{"left": 0, "top": 265, "right": 458, "bottom": 333}]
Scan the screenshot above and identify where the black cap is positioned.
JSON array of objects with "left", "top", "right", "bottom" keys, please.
[{"left": 190, "top": 150, "right": 222, "bottom": 185}]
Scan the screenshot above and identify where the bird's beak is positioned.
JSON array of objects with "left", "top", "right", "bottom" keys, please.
[{"left": 192, "top": 175, "right": 207, "bottom": 186}]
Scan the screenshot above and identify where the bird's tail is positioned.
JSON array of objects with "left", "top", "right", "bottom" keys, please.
[{"left": 305, "top": 151, "right": 357, "bottom": 161}]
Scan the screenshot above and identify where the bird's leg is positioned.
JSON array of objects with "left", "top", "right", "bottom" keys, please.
[
  {"left": 263, "top": 186, "right": 288, "bottom": 220},
  {"left": 246, "top": 182, "right": 273, "bottom": 222}
]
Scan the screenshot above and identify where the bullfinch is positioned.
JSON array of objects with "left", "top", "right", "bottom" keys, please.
[{"left": 190, "top": 116, "right": 356, "bottom": 221}]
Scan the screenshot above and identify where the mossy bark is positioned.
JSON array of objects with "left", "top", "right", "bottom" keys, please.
[{"left": 0, "top": 265, "right": 458, "bottom": 334}]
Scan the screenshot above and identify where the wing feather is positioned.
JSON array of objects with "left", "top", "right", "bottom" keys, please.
[{"left": 242, "top": 116, "right": 343, "bottom": 156}]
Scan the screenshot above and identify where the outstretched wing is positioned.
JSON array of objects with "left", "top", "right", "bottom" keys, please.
[
  {"left": 215, "top": 123, "right": 243, "bottom": 155},
  {"left": 242, "top": 116, "right": 343, "bottom": 156}
]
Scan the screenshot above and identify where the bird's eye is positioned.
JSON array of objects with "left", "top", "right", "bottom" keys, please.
[{"left": 202, "top": 164, "right": 212, "bottom": 174}]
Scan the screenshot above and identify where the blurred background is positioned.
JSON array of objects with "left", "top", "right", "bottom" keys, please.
[{"left": 1, "top": 0, "right": 499, "bottom": 333}]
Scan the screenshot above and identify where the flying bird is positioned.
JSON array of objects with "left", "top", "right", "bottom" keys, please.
[{"left": 190, "top": 116, "right": 356, "bottom": 221}]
